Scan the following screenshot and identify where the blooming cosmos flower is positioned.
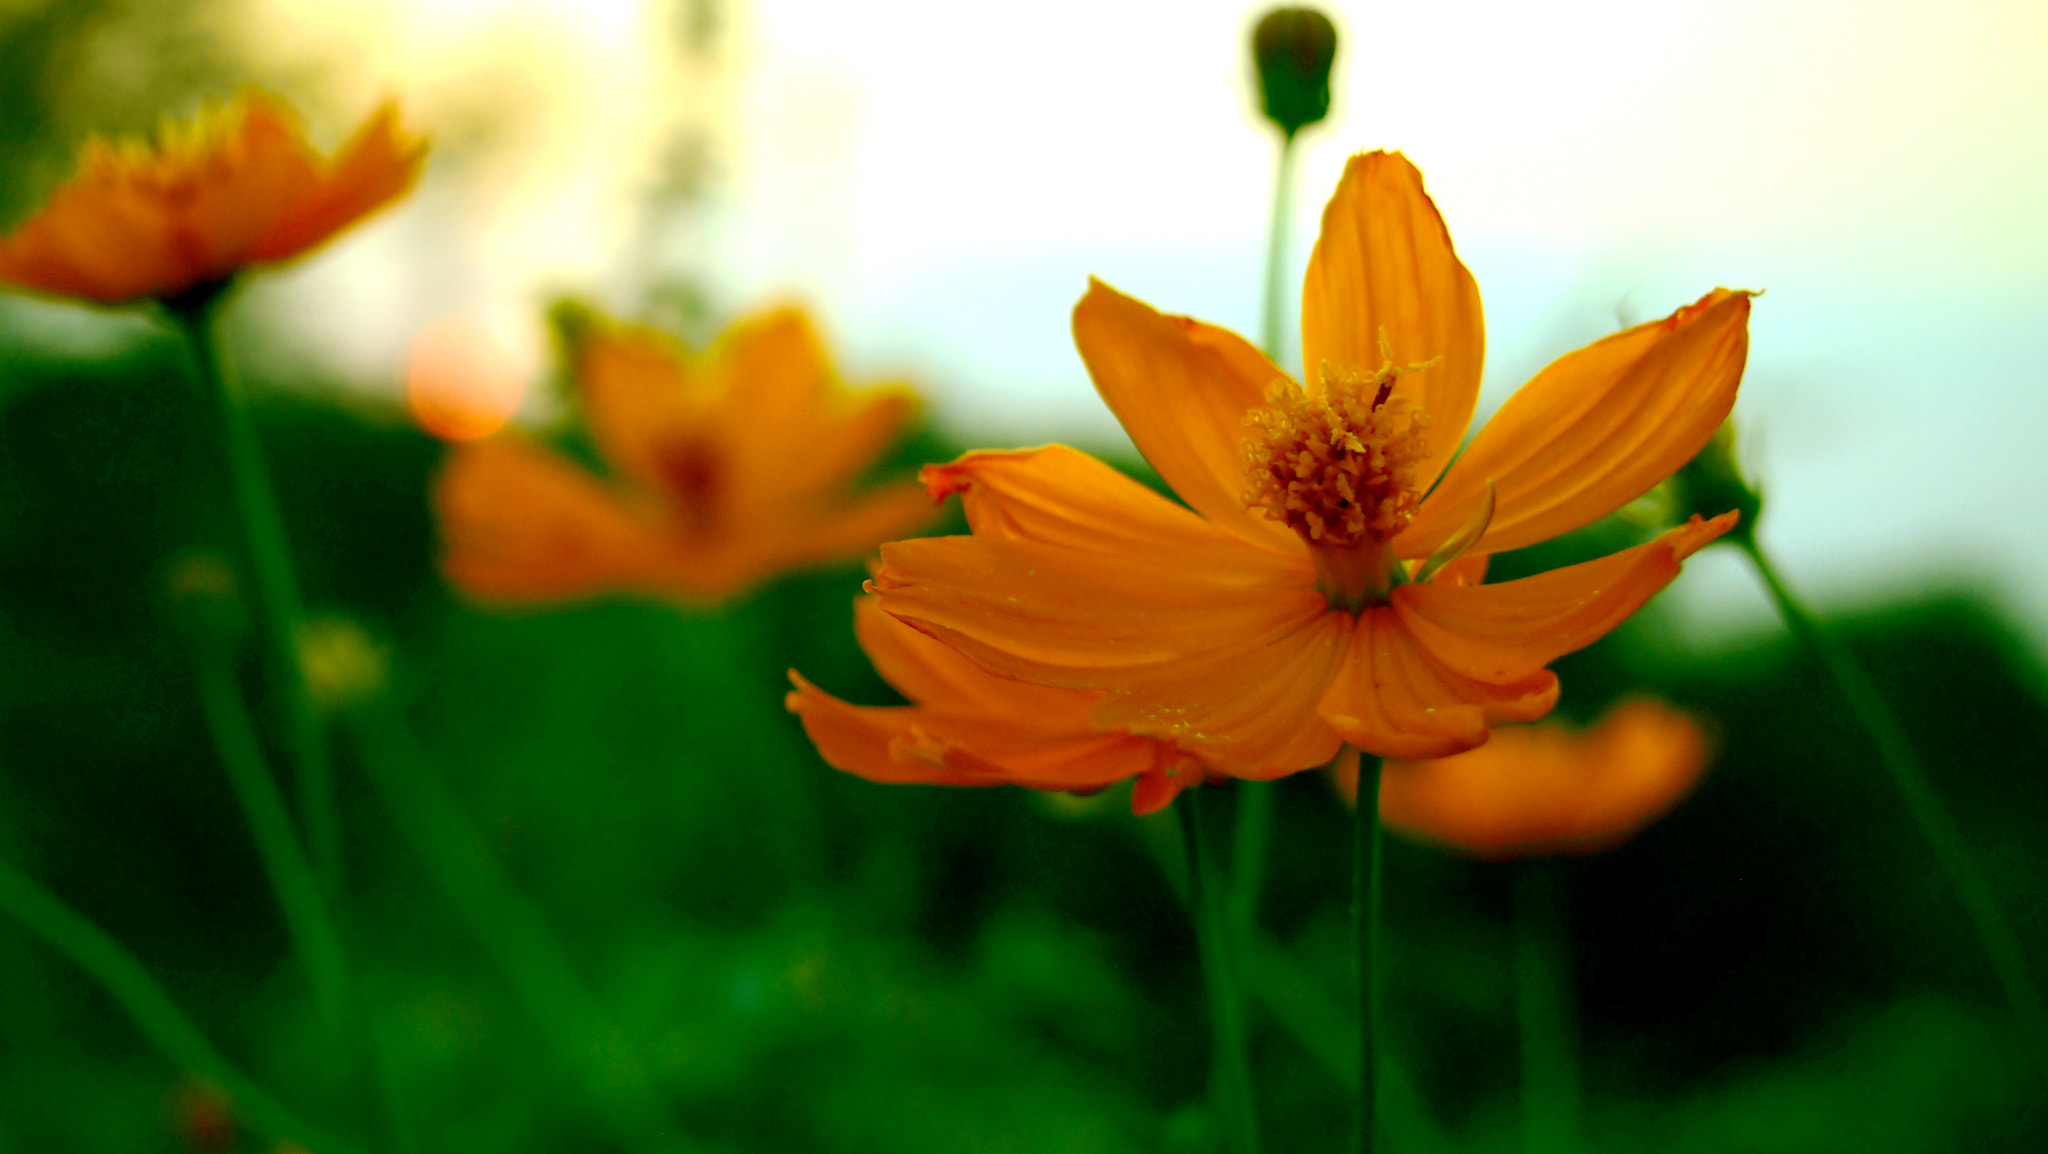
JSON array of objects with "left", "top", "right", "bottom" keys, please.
[
  {"left": 1333, "top": 697, "right": 1710, "bottom": 858},
  {"left": 435, "top": 308, "right": 936, "bottom": 604},
  {"left": 0, "top": 93, "right": 423, "bottom": 305},
  {"left": 789, "top": 584, "right": 1213, "bottom": 816},
  {"left": 869, "top": 151, "right": 1749, "bottom": 772}
]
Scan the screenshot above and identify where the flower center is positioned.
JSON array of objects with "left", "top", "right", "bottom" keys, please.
[
  {"left": 655, "top": 432, "right": 726, "bottom": 536},
  {"left": 1242, "top": 350, "right": 1435, "bottom": 608}
]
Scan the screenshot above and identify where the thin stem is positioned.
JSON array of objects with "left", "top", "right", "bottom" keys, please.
[
  {"left": 170, "top": 298, "right": 343, "bottom": 897},
  {"left": 347, "top": 700, "right": 688, "bottom": 1150},
  {"left": 1740, "top": 538, "right": 2048, "bottom": 1084},
  {"left": 1353, "top": 749, "right": 1383, "bottom": 1154},
  {"left": 1512, "top": 863, "right": 1582, "bottom": 1154},
  {"left": 190, "top": 640, "right": 414, "bottom": 1153},
  {"left": 0, "top": 857, "right": 361, "bottom": 1154},
  {"left": 1260, "top": 131, "right": 1300, "bottom": 363},
  {"left": 189, "top": 641, "right": 352, "bottom": 1035},
  {"left": 1226, "top": 781, "right": 1274, "bottom": 944},
  {"left": 1178, "top": 791, "right": 1261, "bottom": 1154}
]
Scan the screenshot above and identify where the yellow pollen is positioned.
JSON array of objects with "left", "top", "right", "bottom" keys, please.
[{"left": 1242, "top": 353, "right": 1435, "bottom": 549}]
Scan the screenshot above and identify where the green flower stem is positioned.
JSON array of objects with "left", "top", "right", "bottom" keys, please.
[
  {"left": 169, "top": 294, "right": 343, "bottom": 897},
  {"left": 1739, "top": 537, "right": 2048, "bottom": 1084},
  {"left": 189, "top": 640, "right": 352, "bottom": 1034},
  {"left": 1241, "top": 936, "right": 1451, "bottom": 1154},
  {"left": 0, "top": 856, "right": 361, "bottom": 1154},
  {"left": 1354, "top": 750, "right": 1384, "bottom": 1154},
  {"left": 1512, "top": 863, "right": 1582, "bottom": 1154},
  {"left": 1226, "top": 782, "right": 1274, "bottom": 945},
  {"left": 189, "top": 640, "right": 414, "bottom": 1153},
  {"left": 1178, "top": 791, "right": 1261, "bottom": 1154},
  {"left": 347, "top": 700, "right": 689, "bottom": 1151},
  {"left": 1260, "top": 130, "right": 1300, "bottom": 362}
]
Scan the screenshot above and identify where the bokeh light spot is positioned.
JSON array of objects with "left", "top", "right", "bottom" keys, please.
[{"left": 406, "top": 313, "right": 530, "bottom": 441}]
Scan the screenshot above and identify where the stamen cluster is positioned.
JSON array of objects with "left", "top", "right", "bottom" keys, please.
[{"left": 1242, "top": 359, "right": 1431, "bottom": 548}]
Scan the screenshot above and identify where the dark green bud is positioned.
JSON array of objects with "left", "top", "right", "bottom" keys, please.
[{"left": 1252, "top": 7, "right": 1338, "bottom": 139}]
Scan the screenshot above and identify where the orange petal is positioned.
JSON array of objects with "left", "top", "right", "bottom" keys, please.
[
  {"left": 736, "top": 385, "right": 917, "bottom": 515},
  {"left": 433, "top": 436, "right": 675, "bottom": 602},
  {"left": 873, "top": 534, "right": 1323, "bottom": 674},
  {"left": 1300, "top": 152, "right": 1484, "bottom": 493},
  {"left": 922, "top": 445, "right": 1310, "bottom": 584},
  {"left": 786, "top": 671, "right": 1166, "bottom": 791},
  {"left": 717, "top": 307, "right": 841, "bottom": 481},
  {"left": 1071, "top": 279, "right": 1300, "bottom": 553},
  {"left": 1403, "top": 289, "right": 1752, "bottom": 558},
  {"left": 254, "top": 101, "right": 425, "bottom": 263},
  {"left": 1393, "top": 513, "right": 1738, "bottom": 684},
  {"left": 574, "top": 323, "right": 700, "bottom": 494},
  {"left": 1379, "top": 697, "right": 1709, "bottom": 858},
  {"left": 0, "top": 186, "right": 176, "bottom": 302},
  {"left": 186, "top": 97, "right": 320, "bottom": 271},
  {"left": 851, "top": 596, "right": 1103, "bottom": 726},
  {"left": 1317, "top": 608, "right": 1558, "bottom": 760},
  {"left": 772, "top": 482, "right": 938, "bottom": 570},
  {"left": 872, "top": 533, "right": 1344, "bottom": 769}
]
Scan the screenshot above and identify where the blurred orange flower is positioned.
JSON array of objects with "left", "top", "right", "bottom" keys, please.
[
  {"left": 871, "top": 151, "right": 1749, "bottom": 773},
  {"left": 1332, "top": 697, "right": 1710, "bottom": 858},
  {"left": 435, "top": 308, "right": 936, "bottom": 604},
  {"left": 789, "top": 592, "right": 1211, "bottom": 815},
  {"left": 0, "top": 93, "right": 424, "bottom": 305}
]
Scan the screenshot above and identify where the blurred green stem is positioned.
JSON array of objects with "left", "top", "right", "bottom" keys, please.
[
  {"left": 189, "top": 640, "right": 352, "bottom": 1036},
  {"left": 1513, "top": 863, "right": 1582, "bottom": 1154},
  {"left": 0, "top": 857, "right": 361, "bottom": 1154},
  {"left": 189, "top": 640, "right": 414, "bottom": 1153},
  {"left": 347, "top": 698, "right": 689, "bottom": 1151},
  {"left": 1739, "top": 537, "right": 2048, "bottom": 1084},
  {"left": 1354, "top": 749, "right": 1383, "bottom": 1154},
  {"left": 168, "top": 292, "right": 344, "bottom": 897},
  {"left": 1178, "top": 791, "right": 1261, "bottom": 1154}
]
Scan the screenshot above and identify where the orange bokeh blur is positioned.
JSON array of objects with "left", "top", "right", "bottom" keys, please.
[{"left": 405, "top": 314, "right": 528, "bottom": 441}]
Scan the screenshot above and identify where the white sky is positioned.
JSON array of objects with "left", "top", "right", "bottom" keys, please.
[{"left": 228, "top": 0, "right": 2048, "bottom": 649}]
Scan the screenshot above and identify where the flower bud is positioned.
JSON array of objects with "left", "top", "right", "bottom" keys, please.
[
  {"left": 297, "top": 616, "right": 388, "bottom": 713},
  {"left": 1251, "top": 7, "right": 1338, "bottom": 139}
]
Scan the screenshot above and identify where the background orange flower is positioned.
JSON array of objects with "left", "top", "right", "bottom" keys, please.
[
  {"left": 1332, "top": 697, "right": 1711, "bottom": 858},
  {"left": 435, "top": 308, "right": 936, "bottom": 604},
  {"left": 0, "top": 92, "right": 424, "bottom": 305}
]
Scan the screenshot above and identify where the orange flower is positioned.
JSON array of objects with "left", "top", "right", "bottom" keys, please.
[
  {"left": 789, "top": 592, "right": 1213, "bottom": 815},
  {"left": 1332, "top": 697, "right": 1710, "bottom": 858},
  {"left": 435, "top": 308, "right": 936, "bottom": 604},
  {"left": 870, "top": 151, "right": 1749, "bottom": 773},
  {"left": 0, "top": 93, "right": 424, "bottom": 305}
]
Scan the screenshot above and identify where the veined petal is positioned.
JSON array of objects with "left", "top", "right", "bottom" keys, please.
[
  {"left": 873, "top": 534, "right": 1325, "bottom": 675},
  {"left": 1393, "top": 513, "right": 1738, "bottom": 684},
  {"left": 1072, "top": 279, "right": 1300, "bottom": 553},
  {"left": 254, "top": 101, "right": 425, "bottom": 262},
  {"left": 1318, "top": 608, "right": 1559, "bottom": 760},
  {"left": 1301, "top": 151, "right": 1484, "bottom": 492},
  {"left": 851, "top": 596, "right": 1104, "bottom": 726},
  {"left": 786, "top": 672, "right": 1166, "bottom": 789},
  {"left": 1404, "top": 289, "right": 1752, "bottom": 558},
  {"left": 434, "top": 437, "right": 675, "bottom": 602},
  {"left": 922, "top": 445, "right": 1310, "bottom": 583},
  {"left": 1085, "top": 611, "right": 1351, "bottom": 772}
]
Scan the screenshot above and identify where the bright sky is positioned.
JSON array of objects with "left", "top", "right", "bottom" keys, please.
[{"left": 233, "top": 0, "right": 2048, "bottom": 647}]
